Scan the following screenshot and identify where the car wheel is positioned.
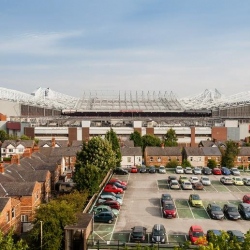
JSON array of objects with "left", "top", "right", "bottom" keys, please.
[
  {"left": 117, "top": 192, "right": 120, "bottom": 194},
  {"left": 108, "top": 220, "right": 112, "bottom": 224}
]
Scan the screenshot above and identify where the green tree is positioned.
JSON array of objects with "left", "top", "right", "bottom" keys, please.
[
  {"left": 164, "top": 128, "right": 178, "bottom": 147},
  {"left": 20, "top": 135, "right": 31, "bottom": 140},
  {"left": 221, "top": 140, "right": 240, "bottom": 168},
  {"left": 142, "top": 134, "right": 161, "bottom": 153},
  {"left": 182, "top": 159, "right": 192, "bottom": 168},
  {"left": 105, "top": 128, "right": 122, "bottom": 167},
  {"left": 129, "top": 131, "right": 143, "bottom": 147},
  {"left": 166, "top": 160, "right": 179, "bottom": 168},
  {"left": 0, "top": 129, "right": 9, "bottom": 143},
  {"left": 27, "top": 200, "right": 76, "bottom": 250},
  {"left": 207, "top": 159, "right": 217, "bottom": 169},
  {"left": 0, "top": 229, "right": 28, "bottom": 250}
]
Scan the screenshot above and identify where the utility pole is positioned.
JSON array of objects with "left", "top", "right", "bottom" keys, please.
[{"left": 40, "top": 221, "right": 43, "bottom": 250}]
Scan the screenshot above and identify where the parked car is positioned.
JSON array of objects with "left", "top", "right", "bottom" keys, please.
[
  {"left": 223, "top": 204, "right": 241, "bottom": 220},
  {"left": 212, "top": 168, "right": 222, "bottom": 175},
  {"left": 101, "top": 192, "right": 121, "bottom": 199},
  {"left": 169, "top": 180, "right": 180, "bottom": 190},
  {"left": 221, "top": 167, "right": 231, "bottom": 175},
  {"left": 162, "top": 201, "right": 177, "bottom": 218},
  {"left": 99, "top": 194, "right": 123, "bottom": 205},
  {"left": 161, "top": 193, "right": 173, "bottom": 206},
  {"left": 189, "top": 194, "right": 203, "bottom": 207},
  {"left": 131, "top": 166, "right": 138, "bottom": 173},
  {"left": 148, "top": 165, "right": 156, "bottom": 173},
  {"left": 175, "top": 166, "right": 184, "bottom": 174},
  {"left": 179, "top": 176, "right": 189, "bottom": 184},
  {"left": 202, "top": 167, "right": 212, "bottom": 175},
  {"left": 140, "top": 165, "right": 147, "bottom": 173},
  {"left": 243, "top": 194, "right": 250, "bottom": 204},
  {"left": 94, "top": 211, "right": 115, "bottom": 223},
  {"left": 232, "top": 177, "right": 244, "bottom": 186},
  {"left": 243, "top": 178, "right": 250, "bottom": 186},
  {"left": 95, "top": 200, "right": 120, "bottom": 210},
  {"left": 207, "top": 204, "right": 224, "bottom": 220},
  {"left": 109, "top": 181, "right": 127, "bottom": 190},
  {"left": 200, "top": 176, "right": 211, "bottom": 186},
  {"left": 220, "top": 176, "right": 233, "bottom": 185},
  {"left": 193, "top": 182, "right": 204, "bottom": 190},
  {"left": 92, "top": 205, "right": 119, "bottom": 217},
  {"left": 189, "top": 225, "right": 207, "bottom": 245},
  {"left": 168, "top": 175, "right": 177, "bottom": 183},
  {"left": 182, "top": 181, "right": 193, "bottom": 190},
  {"left": 104, "top": 185, "right": 123, "bottom": 194},
  {"left": 159, "top": 165, "right": 166, "bottom": 174},
  {"left": 130, "top": 226, "right": 147, "bottom": 243},
  {"left": 189, "top": 176, "right": 199, "bottom": 184},
  {"left": 231, "top": 168, "right": 240, "bottom": 176},
  {"left": 193, "top": 167, "right": 202, "bottom": 175},
  {"left": 114, "top": 168, "right": 128, "bottom": 175},
  {"left": 227, "top": 230, "right": 245, "bottom": 243},
  {"left": 151, "top": 224, "right": 166, "bottom": 243},
  {"left": 238, "top": 203, "right": 250, "bottom": 220},
  {"left": 207, "top": 230, "right": 222, "bottom": 242},
  {"left": 109, "top": 179, "right": 127, "bottom": 186},
  {"left": 184, "top": 167, "right": 193, "bottom": 174}
]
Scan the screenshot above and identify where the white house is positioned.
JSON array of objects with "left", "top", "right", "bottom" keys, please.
[
  {"left": 183, "top": 147, "right": 205, "bottom": 167},
  {"left": 121, "top": 147, "right": 142, "bottom": 168}
]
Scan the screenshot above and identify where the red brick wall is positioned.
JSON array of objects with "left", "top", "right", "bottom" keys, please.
[
  {"left": 24, "top": 127, "right": 35, "bottom": 139},
  {"left": 68, "top": 127, "right": 77, "bottom": 144},
  {"left": 191, "top": 126, "right": 196, "bottom": 147},
  {"left": 82, "top": 127, "right": 89, "bottom": 141},
  {"left": 212, "top": 127, "right": 227, "bottom": 141},
  {"left": 134, "top": 128, "right": 142, "bottom": 134},
  {"left": 145, "top": 156, "right": 182, "bottom": 167},
  {"left": 204, "top": 156, "right": 222, "bottom": 167},
  {"left": 146, "top": 128, "right": 154, "bottom": 135}
]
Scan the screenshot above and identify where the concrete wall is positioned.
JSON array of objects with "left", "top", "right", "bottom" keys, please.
[
  {"left": 0, "top": 100, "right": 21, "bottom": 117},
  {"left": 227, "top": 127, "right": 240, "bottom": 141},
  {"left": 225, "top": 120, "right": 238, "bottom": 127},
  {"left": 239, "top": 124, "right": 250, "bottom": 140}
]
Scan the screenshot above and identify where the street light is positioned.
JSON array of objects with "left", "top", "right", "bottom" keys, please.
[{"left": 40, "top": 221, "right": 43, "bottom": 250}]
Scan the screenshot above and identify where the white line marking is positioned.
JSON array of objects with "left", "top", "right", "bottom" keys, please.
[
  {"left": 160, "top": 199, "right": 163, "bottom": 218},
  {"left": 173, "top": 199, "right": 179, "bottom": 218},
  {"left": 128, "top": 233, "right": 131, "bottom": 242},
  {"left": 223, "top": 184, "right": 232, "bottom": 192},
  {"left": 185, "top": 234, "right": 188, "bottom": 241},
  {"left": 166, "top": 234, "right": 169, "bottom": 244},
  {"left": 234, "top": 185, "right": 241, "bottom": 192},
  {"left": 187, "top": 200, "right": 195, "bottom": 219},
  {"left": 93, "top": 231, "right": 105, "bottom": 241},
  {"left": 203, "top": 205, "right": 211, "bottom": 219}
]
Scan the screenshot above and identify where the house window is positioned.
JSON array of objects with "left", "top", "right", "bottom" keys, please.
[
  {"left": 2, "top": 149, "right": 5, "bottom": 153},
  {"left": 216, "top": 157, "right": 219, "bottom": 162},
  {"left": 168, "top": 157, "right": 171, "bottom": 162},
  {"left": 150, "top": 157, "right": 153, "bottom": 162},
  {"left": 208, "top": 157, "right": 211, "bottom": 160},
  {"left": 21, "top": 215, "right": 28, "bottom": 222},
  {"left": 65, "top": 158, "right": 69, "bottom": 163},
  {"left": 127, "top": 157, "right": 131, "bottom": 163},
  {"left": 198, "top": 157, "right": 201, "bottom": 162},
  {"left": 36, "top": 191, "right": 39, "bottom": 201},
  {"left": 12, "top": 208, "right": 15, "bottom": 218},
  {"left": 8, "top": 149, "right": 14, "bottom": 153},
  {"left": 248, "top": 157, "right": 250, "bottom": 162},
  {"left": 157, "top": 157, "right": 161, "bottom": 162},
  {"left": 190, "top": 157, "right": 193, "bottom": 162},
  {"left": 6, "top": 212, "right": 10, "bottom": 223},
  {"left": 176, "top": 157, "right": 179, "bottom": 161},
  {"left": 18, "top": 149, "right": 24, "bottom": 153},
  {"left": 237, "top": 157, "right": 241, "bottom": 162}
]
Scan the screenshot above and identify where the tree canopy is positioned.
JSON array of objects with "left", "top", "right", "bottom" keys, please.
[
  {"left": 207, "top": 159, "right": 217, "bottom": 169},
  {"left": 221, "top": 140, "right": 240, "bottom": 168},
  {"left": 182, "top": 159, "right": 192, "bottom": 168},
  {"left": 129, "top": 131, "right": 143, "bottom": 148},
  {"left": 142, "top": 134, "right": 161, "bottom": 152},
  {"left": 164, "top": 128, "right": 178, "bottom": 147}
]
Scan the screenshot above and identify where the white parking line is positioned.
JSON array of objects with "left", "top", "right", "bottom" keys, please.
[
  {"left": 173, "top": 199, "right": 179, "bottom": 218},
  {"left": 166, "top": 234, "right": 169, "bottom": 243},
  {"left": 128, "top": 233, "right": 131, "bottom": 242},
  {"left": 211, "top": 184, "right": 219, "bottom": 192},
  {"left": 160, "top": 199, "right": 163, "bottom": 218},
  {"left": 184, "top": 234, "right": 188, "bottom": 241},
  {"left": 233, "top": 185, "right": 242, "bottom": 192},
  {"left": 186, "top": 200, "right": 195, "bottom": 219},
  {"left": 156, "top": 180, "right": 159, "bottom": 191},
  {"left": 203, "top": 205, "right": 211, "bottom": 219}
]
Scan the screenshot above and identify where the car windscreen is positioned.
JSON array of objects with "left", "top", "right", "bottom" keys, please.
[
  {"left": 244, "top": 207, "right": 250, "bottom": 212},
  {"left": 235, "top": 178, "right": 241, "bottom": 181},
  {"left": 228, "top": 207, "right": 237, "bottom": 212},
  {"left": 164, "top": 204, "right": 175, "bottom": 210},
  {"left": 193, "top": 232, "right": 204, "bottom": 237},
  {"left": 212, "top": 206, "right": 221, "bottom": 211},
  {"left": 192, "top": 195, "right": 200, "bottom": 200},
  {"left": 132, "top": 232, "right": 143, "bottom": 237},
  {"left": 153, "top": 230, "right": 165, "bottom": 236},
  {"left": 203, "top": 178, "right": 209, "bottom": 181}
]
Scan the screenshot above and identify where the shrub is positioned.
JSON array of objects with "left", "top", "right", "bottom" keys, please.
[{"left": 166, "top": 160, "right": 179, "bottom": 168}]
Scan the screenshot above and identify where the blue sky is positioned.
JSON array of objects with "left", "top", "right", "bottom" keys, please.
[{"left": 0, "top": 0, "right": 250, "bottom": 98}]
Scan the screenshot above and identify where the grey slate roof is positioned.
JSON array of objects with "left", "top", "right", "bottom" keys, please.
[
  {"left": 0, "top": 182, "right": 36, "bottom": 196},
  {"left": 120, "top": 141, "right": 134, "bottom": 147},
  {"left": 199, "top": 141, "right": 216, "bottom": 147},
  {"left": 145, "top": 147, "right": 182, "bottom": 156},
  {"left": 71, "top": 140, "right": 83, "bottom": 147},
  {"left": 39, "top": 147, "right": 80, "bottom": 157},
  {"left": 202, "top": 147, "right": 222, "bottom": 156},
  {"left": 185, "top": 147, "right": 204, "bottom": 156},
  {"left": 1, "top": 140, "right": 34, "bottom": 148},
  {"left": 38, "top": 140, "right": 68, "bottom": 148},
  {"left": 0, "top": 198, "right": 10, "bottom": 212},
  {"left": 239, "top": 147, "right": 250, "bottom": 156},
  {"left": 121, "top": 147, "right": 142, "bottom": 156}
]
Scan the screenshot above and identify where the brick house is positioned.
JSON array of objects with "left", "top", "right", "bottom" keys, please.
[
  {"left": 144, "top": 147, "right": 182, "bottom": 166},
  {"left": 0, "top": 197, "right": 21, "bottom": 235},
  {"left": 121, "top": 147, "right": 142, "bottom": 167},
  {"left": 38, "top": 138, "right": 69, "bottom": 148},
  {"left": 202, "top": 147, "right": 222, "bottom": 167},
  {"left": 183, "top": 147, "right": 205, "bottom": 167},
  {"left": 235, "top": 147, "right": 250, "bottom": 169}
]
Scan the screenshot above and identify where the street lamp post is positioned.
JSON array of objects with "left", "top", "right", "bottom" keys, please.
[{"left": 40, "top": 221, "right": 43, "bottom": 250}]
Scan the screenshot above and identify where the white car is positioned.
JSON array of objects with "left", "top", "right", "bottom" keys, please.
[
  {"left": 200, "top": 176, "right": 211, "bottom": 186},
  {"left": 182, "top": 181, "right": 193, "bottom": 190},
  {"left": 189, "top": 176, "right": 199, "bottom": 184},
  {"left": 170, "top": 180, "right": 180, "bottom": 190},
  {"left": 175, "top": 166, "right": 184, "bottom": 174},
  {"left": 184, "top": 167, "right": 193, "bottom": 174},
  {"left": 193, "top": 167, "right": 202, "bottom": 175},
  {"left": 159, "top": 165, "right": 166, "bottom": 174}
]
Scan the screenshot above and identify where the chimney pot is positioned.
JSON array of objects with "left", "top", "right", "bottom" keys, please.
[{"left": 0, "top": 162, "right": 4, "bottom": 174}]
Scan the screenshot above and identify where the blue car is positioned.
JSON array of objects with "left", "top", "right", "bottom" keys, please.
[
  {"left": 94, "top": 211, "right": 115, "bottom": 223},
  {"left": 221, "top": 167, "right": 231, "bottom": 175}
]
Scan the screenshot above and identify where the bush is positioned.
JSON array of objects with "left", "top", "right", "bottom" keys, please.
[
  {"left": 182, "top": 159, "right": 191, "bottom": 168},
  {"left": 3, "top": 157, "right": 11, "bottom": 161},
  {"left": 166, "top": 160, "right": 179, "bottom": 168}
]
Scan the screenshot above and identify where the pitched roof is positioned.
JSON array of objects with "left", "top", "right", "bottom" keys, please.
[
  {"left": 38, "top": 140, "right": 68, "bottom": 148},
  {"left": 202, "top": 147, "right": 222, "bottom": 156},
  {"left": 145, "top": 147, "right": 182, "bottom": 156},
  {"left": 121, "top": 147, "right": 142, "bottom": 156},
  {"left": 199, "top": 141, "right": 216, "bottom": 147},
  {"left": 184, "top": 147, "right": 204, "bottom": 156},
  {"left": 239, "top": 147, "right": 250, "bottom": 156},
  {"left": 0, "top": 198, "right": 10, "bottom": 212},
  {"left": 71, "top": 140, "right": 83, "bottom": 147},
  {"left": 0, "top": 182, "right": 37, "bottom": 196},
  {"left": 39, "top": 147, "right": 79, "bottom": 157},
  {"left": 120, "top": 141, "right": 134, "bottom": 147},
  {"left": 1, "top": 140, "right": 34, "bottom": 148}
]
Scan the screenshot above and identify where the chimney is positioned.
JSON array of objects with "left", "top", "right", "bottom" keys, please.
[
  {"left": 33, "top": 146, "right": 40, "bottom": 153},
  {"left": 0, "top": 162, "right": 4, "bottom": 174},
  {"left": 23, "top": 148, "right": 32, "bottom": 158},
  {"left": 11, "top": 154, "right": 20, "bottom": 165},
  {"left": 86, "top": 139, "right": 89, "bottom": 144},
  {"left": 246, "top": 137, "right": 250, "bottom": 143},
  {"left": 52, "top": 137, "right": 56, "bottom": 148},
  {"left": 161, "top": 143, "right": 164, "bottom": 148}
]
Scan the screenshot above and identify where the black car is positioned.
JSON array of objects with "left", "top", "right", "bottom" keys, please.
[
  {"left": 151, "top": 224, "right": 166, "bottom": 243},
  {"left": 161, "top": 193, "right": 173, "bottom": 206},
  {"left": 130, "top": 226, "right": 147, "bottom": 243},
  {"left": 94, "top": 211, "right": 115, "bottom": 224},
  {"left": 223, "top": 204, "right": 241, "bottom": 220},
  {"left": 207, "top": 204, "right": 224, "bottom": 220},
  {"left": 108, "top": 181, "right": 127, "bottom": 190},
  {"left": 238, "top": 203, "right": 250, "bottom": 220},
  {"left": 207, "top": 230, "right": 222, "bottom": 242},
  {"left": 168, "top": 175, "right": 177, "bottom": 183},
  {"left": 101, "top": 192, "right": 122, "bottom": 199},
  {"left": 113, "top": 168, "right": 128, "bottom": 175},
  {"left": 140, "top": 165, "right": 147, "bottom": 173},
  {"left": 202, "top": 167, "right": 212, "bottom": 175},
  {"left": 148, "top": 166, "right": 156, "bottom": 173},
  {"left": 227, "top": 230, "right": 245, "bottom": 243}
]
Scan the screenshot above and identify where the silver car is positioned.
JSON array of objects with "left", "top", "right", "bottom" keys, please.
[
  {"left": 159, "top": 165, "right": 166, "bottom": 174},
  {"left": 243, "top": 178, "right": 250, "bottom": 186},
  {"left": 182, "top": 181, "right": 193, "bottom": 190},
  {"left": 200, "top": 176, "right": 211, "bottom": 186},
  {"left": 189, "top": 176, "right": 199, "bottom": 184},
  {"left": 184, "top": 167, "right": 193, "bottom": 174},
  {"left": 170, "top": 180, "right": 180, "bottom": 190},
  {"left": 99, "top": 195, "right": 123, "bottom": 205},
  {"left": 193, "top": 167, "right": 202, "bottom": 175},
  {"left": 175, "top": 166, "right": 184, "bottom": 174},
  {"left": 231, "top": 168, "right": 240, "bottom": 176},
  {"left": 220, "top": 176, "right": 233, "bottom": 185}
]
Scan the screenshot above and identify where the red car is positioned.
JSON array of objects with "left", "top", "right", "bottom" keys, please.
[
  {"left": 243, "top": 195, "right": 250, "bottom": 204},
  {"left": 212, "top": 168, "right": 222, "bottom": 175},
  {"left": 96, "top": 200, "right": 120, "bottom": 210},
  {"left": 109, "top": 179, "right": 127, "bottom": 186},
  {"left": 131, "top": 166, "right": 138, "bottom": 173},
  {"left": 162, "top": 201, "right": 177, "bottom": 218},
  {"left": 189, "top": 225, "right": 207, "bottom": 245},
  {"left": 104, "top": 185, "right": 123, "bottom": 194}
]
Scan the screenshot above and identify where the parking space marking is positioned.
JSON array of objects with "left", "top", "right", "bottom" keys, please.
[
  {"left": 202, "top": 205, "right": 211, "bottom": 219},
  {"left": 186, "top": 200, "right": 195, "bottom": 219},
  {"left": 160, "top": 199, "right": 163, "bottom": 218},
  {"left": 173, "top": 199, "right": 179, "bottom": 218},
  {"left": 166, "top": 234, "right": 169, "bottom": 243}
]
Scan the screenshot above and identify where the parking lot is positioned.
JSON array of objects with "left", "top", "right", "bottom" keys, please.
[{"left": 89, "top": 171, "right": 250, "bottom": 246}]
